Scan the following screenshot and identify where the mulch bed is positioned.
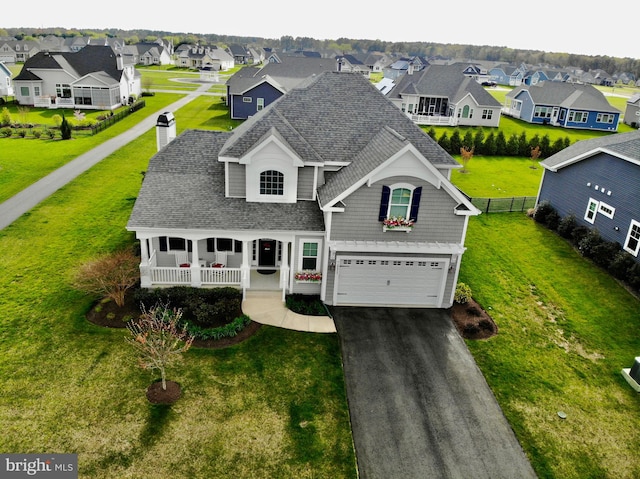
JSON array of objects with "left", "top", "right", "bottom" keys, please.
[
  {"left": 146, "top": 380, "right": 182, "bottom": 404},
  {"left": 449, "top": 298, "right": 498, "bottom": 340},
  {"left": 85, "top": 290, "right": 261, "bottom": 348}
]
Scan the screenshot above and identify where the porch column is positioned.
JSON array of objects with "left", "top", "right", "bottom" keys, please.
[
  {"left": 190, "top": 239, "right": 201, "bottom": 287},
  {"left": 139, "top": 236, "right": 151, "bottom": 288},
  {"left": 279, "top": 240, "right": 290, "bottom": 301},
  {"left": 241, "top": 240, "right": 251, "bottom": 291}
]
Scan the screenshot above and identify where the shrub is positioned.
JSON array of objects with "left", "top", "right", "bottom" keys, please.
[
  {"left": 590, "top": 240, "right": 621, "bottom": 268},
  {"left": 533, "top": 201, "right": 555, "bottom": 225},
  {"left": 1, "top": 107, "right": 12, "bottom": 126},
  {"left": 454, "top": 282, "right": 472, "bottom": 304},
  {"left": 557, "top": 214, "right": 577, "bottom": 239},
  {"left": 52, "top": 114, "right": 62, "bottom": 127},
  {"left": 0, "top": 127, "right": 11, "bottom": 138},
  {"left": 18, "top": 129, "right": 26, "bottom": 138},
  {"left": 60, "top": 114, "right": 72, "bottom": 139},
  {"left": 33, "top": 130, "right": 42, "bottom": 139},
  {"left": 608, "top": 251, "right": 637, "bottom": 280},
  {"left": 286, "top": 294, "right": 327, "bottom": 316},
  {"left": 570, "top": 225, "right": 591, "bottom": 247},
  {"left": 578, "top": 229, "right": 603, "bottom": 258},
  {"left": 74, "top": 249, "right": 140, "bottom": 307}
]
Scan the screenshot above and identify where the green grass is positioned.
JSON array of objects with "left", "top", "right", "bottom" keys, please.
[
  {"left": 0, "top": 128, "right": 356, "bottom": 478},
  {"left": 461, "top": 214, "right": 640, "bottom": 479},
  {"left": 451, "top": 155, "right": 543, "bottom": 197},
  {"left": 0, "top": 93, "right": 184, "bottom": 203}
]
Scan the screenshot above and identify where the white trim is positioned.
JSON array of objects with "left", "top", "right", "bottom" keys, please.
[
  {"left": 584, "top": 198, "right": 599, "bottom": 224},
  {"left": 623, "top": 220, "right": 640, "bottom": 256},
  {"left": 598, "top": 201, "right": 615, "bottom": 219},
  {"left": 297, "top": 238, "right": 323, "bottom": 272}
]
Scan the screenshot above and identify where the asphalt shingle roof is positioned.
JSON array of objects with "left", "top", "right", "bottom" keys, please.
[
  {"left": 129, "top": 71, "right": 458, "bottom": 231},
  {"left": 541, "top": 130, "right": 640, "bottom": 169},
  {"left": 127, "top": 130, "right": 325, "bottom": 231},
  {"left": 507, "top": 81, "right": 620, "bottom": 113}
]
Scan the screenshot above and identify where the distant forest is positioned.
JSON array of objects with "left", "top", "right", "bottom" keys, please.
[{"left": 4, "top": 26, "right": 640, "bottom": 79}]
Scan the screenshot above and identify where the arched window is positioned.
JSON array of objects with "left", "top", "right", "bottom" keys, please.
[
  {"left": 378, "top": 184, "right": 422, "bottom": 222},
  {"left": 389, "top": 187, "right": 412, "bottom": 218},
  {"left": 260, "top": 170, "right": 284, "bottom": 195}
]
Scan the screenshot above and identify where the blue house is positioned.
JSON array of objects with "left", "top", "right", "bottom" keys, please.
[
  {"left": 537, "top": 131, "right": 640, "bottom": 263},
  {"left": 226, "top": 56, "right": 336, "bottom": 120},
  {"left": 504, "top": 81, "right": 620, "bottom": 131}
]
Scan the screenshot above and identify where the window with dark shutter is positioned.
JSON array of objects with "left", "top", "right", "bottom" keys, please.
[{"left": 378, "top": 185, "right": 391, "bottom": 221}]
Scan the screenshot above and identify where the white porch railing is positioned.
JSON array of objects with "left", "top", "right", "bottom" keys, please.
[
  {"left": 147, "top": 266, "right": 242, "bottom": 287},
  {"left": 150, "top": 267, "right": 192, "bottom": 285},
  {"left": 201, "top": 267, "right": 242, "bottom": 285},
  {"left": 33, "top": 96, "right": 75, "bottom": 109},
  {"left": 410, "top": 114, "right": 456, "bottom": 126}
]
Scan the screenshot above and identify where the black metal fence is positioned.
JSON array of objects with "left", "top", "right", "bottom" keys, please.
[
  {"left": 88, "top": 99, "right": 146, "bottom": 135},
  {"left": 470, "top": 196, "right": 537, "bottom": 213}
]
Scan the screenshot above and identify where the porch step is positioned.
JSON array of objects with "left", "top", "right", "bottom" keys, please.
[{"left": 242, "top": 291, "right": 336, "bottom": 333}]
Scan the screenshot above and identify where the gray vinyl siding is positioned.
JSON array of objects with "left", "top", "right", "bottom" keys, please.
[
  {"left": 290, "top": 232, "right": 323, "bottom": 294},
  {"left": 297, "top": 166, "right": 315, "bottom": 200},
  {"left": 538, "top": 152, "right": 640, "bottom": 254},
  {"left": 330, "top": 176, "right": 466, "bottom": 243},
  {"left": 227, "top": 162, "right": 245, "bottom": 197}
]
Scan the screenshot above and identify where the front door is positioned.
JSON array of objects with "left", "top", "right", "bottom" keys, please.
[{"left": 258, "top": 239, "right": 276, "bottom": 267}]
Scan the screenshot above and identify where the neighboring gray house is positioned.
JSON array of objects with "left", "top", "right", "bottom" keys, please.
[
  {"left": 124, "top": 42, "right": 172, "bottom": 66},
  {"left": 0, "top": 61, "right": 13, "bottom": 98},
  {"left": 226, "top": 56, "right": 337, "bottom": 120},
  {"left": 0, "top": 39, "right": 40, "bottom": 63},
  {"left": 174, "top": 44, "right": 234, "bottom": 70},
  {"left": 127, "top": 72, "right": 480, "bottom": 308},
  {"left": 385, "top": 64, "right": 502, "bottom": 127},
  {"left": 537, "top": 130, "right": 640, "bottom": 263},
  {"left": 13, "top": 45, "right": 141, "bottom": 110},
  {"left": 624, "top": 93, "right": 640, "bottom": 128},
  {"left": 504, "top": 81, "right": 621, "bottom": 131}
]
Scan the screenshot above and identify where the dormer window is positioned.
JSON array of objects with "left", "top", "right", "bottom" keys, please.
[{"left": 260, "top": 170, "right": 284, "bottom": 195}]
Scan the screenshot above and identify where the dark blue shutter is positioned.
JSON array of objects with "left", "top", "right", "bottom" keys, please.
[
  {"left": 409, "top": 187, "right": 422, "bottom": 222},
  {"left": 378, "top": 185, "right": 390, "bottom": 221}
]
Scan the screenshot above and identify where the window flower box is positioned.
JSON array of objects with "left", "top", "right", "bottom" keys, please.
[
  {"left": 382, "top": 216, "right": 414, "bottom": 232},
  {"left": 295, "top": 271, "right": 322, "bottom": 283}
]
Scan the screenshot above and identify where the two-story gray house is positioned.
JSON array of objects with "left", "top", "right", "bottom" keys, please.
[{"left": 127, "top": 72, "right": 480, "bottom": 308}]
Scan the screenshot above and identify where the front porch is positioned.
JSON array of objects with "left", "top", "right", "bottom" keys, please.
[{"left": 136, "top": 234, "right": 323, "bottom": 300}]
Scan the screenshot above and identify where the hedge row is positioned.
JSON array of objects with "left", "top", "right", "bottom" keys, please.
[
  {"left": 532, "top": 202, "right": 640, "bottom": 292},
  {"left": 425, "top": 127, "right": 571, "bottom": 158},
  {"left": 133, "top": 286, "right": 248, "bottom": 339}
]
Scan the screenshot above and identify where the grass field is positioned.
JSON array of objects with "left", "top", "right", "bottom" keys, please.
[
  {"left": 0, "top": 127, "right": 356, "bottom": 479},
  {"left": 1, "top": 65, "right": 639, "bottom": 478},
  {"left": 461, "top": 214, "right": 640, "bottom": 478}
]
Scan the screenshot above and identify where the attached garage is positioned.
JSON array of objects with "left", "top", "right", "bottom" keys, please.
[{"left": 334, "top": 255, "right": 448, "bottom": 307}]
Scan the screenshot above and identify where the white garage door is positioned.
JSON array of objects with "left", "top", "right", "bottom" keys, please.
[{"left": 335, "top": 256, "right": 447, "bottom": 307}]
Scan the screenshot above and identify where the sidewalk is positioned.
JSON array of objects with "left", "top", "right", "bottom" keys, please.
[
  {"left": 0, "top": 84, "right": 210, "bottom": 231},
  {"left": 242, "top": 291, "right": 336, "bottom": 333}
]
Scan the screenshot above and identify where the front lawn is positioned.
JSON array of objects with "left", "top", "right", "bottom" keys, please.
[
  {"left": 0, "top": 93, "right": 183, "bottom": 203},
  {"left": 0, "top": 129, "right": 356, "bottom": 478},
  {"left": 461, "top": 213, "right": 640, "bottom": 479}
]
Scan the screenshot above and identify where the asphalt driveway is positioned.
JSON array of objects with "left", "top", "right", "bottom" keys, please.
[{"left": 332, "top": 307, "right": 537, "bottom": 479}]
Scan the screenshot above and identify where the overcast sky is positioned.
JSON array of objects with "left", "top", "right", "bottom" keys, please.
[{"left": 4, "top": 0, "right": 637, "bottom": 60}]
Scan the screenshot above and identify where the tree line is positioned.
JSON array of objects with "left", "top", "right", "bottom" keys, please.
[
  {"left": 3, "top": 27, "right": 639, "bottom": 79},
  {"left": 425, "top": 127, "right": 571, "bottom": 159}
]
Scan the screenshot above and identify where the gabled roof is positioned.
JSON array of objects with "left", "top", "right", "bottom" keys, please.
[
  {"left": 226, "top": 57, "right": 336, "bottom": 95},
  {"left": 386, "top": 64, "right": 501, "bottom": 107},
  {"left": 13, "top": 45, "right": 134, "bottom": 83},
  {"left": 221, "top": 71, "right": 458, "bottom": 168},
  {"left": 507, "top": 81, "right": 619, "bottom": 113},
  {"left": 627, "top": 93, "right": 640, "bottom": 106},
  {"left": 127, "top": 130, "right": 325, "bottom": 232},
  {"left": 540, "top": 130, "right": 640, "bottom": 171}
]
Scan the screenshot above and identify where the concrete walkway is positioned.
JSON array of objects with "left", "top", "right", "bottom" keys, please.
[
  {"left": 242, "top": 291, "right": 336, "bottom": 333},
  {"left": 0, "top": 83, "right": 211, "bottom": 231}
]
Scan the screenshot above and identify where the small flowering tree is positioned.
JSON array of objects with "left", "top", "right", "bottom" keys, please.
[{"left": 127, "top": 303, "right": 194, "bottom": 391}]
